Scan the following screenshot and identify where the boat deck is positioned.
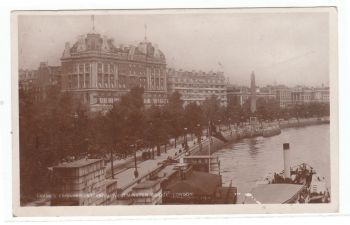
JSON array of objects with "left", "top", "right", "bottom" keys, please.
[{"left": 244, "top": 184, "right": 304, "bottom": 204}]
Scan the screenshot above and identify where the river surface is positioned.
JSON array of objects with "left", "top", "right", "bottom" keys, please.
[{"left": 214, "top": 124, "right": 330, "bottom": 203}]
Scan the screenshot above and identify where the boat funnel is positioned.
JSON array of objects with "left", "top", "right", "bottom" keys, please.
[{"left": 283, "top": 143, "right": 291, "bottom": 179}]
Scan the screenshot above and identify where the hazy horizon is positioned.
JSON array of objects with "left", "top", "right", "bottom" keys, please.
[{"left": 18, "top": 11, "right": 330, "bottom": 87}]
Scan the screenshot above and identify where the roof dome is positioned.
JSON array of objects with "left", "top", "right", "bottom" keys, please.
[
  {"left": 134, "top": 41, "right": 165, "bottom": 60},
  {"left": 69, "top": 33, "right": 116, "bottom": 54},
  {"left": 62, "top": 32, "right": 166, "bottom": 63}
]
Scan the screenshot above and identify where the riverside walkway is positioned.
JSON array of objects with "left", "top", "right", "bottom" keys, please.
[
  {"left": 108, "top": 117, "right": 330, "bottom": 195},
  {"left": 26, "top": 117, "right": 329, "bottom": 206}
]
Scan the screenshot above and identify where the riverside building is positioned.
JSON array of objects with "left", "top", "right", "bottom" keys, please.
[
  {"left": 60, "top": 28, "right": 168, "bottom": 112},
  {"left": 291, "top": 86, "right": 330, "bottom": 105},
  {"left": 271, "top": 85, "right": 293, "bottom": 108},
  {"left": 166, "top": 68, "right": 227, "bottom": 106},
  {"left": 226, "top": 85, "right": 276, "bottom": 107}
]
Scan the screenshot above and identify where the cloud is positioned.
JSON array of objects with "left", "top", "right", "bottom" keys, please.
[{"left": 18, "top": 11, "right": 329, "bottom": 87}]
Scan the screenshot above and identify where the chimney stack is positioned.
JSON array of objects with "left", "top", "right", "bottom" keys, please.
[{"left": 283, "top": 143, "right": 291, "bottom": 179}]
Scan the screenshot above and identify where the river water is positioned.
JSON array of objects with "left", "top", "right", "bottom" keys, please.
[{"left": 214, "top": 124, "right": 330, "bottom": 203}]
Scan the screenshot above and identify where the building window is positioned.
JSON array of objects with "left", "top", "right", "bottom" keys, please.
[
  {"left": 85, "top": 63, "right": 90, "bottom": 72},
  {"left": 98, "top": 74, "right": 102, "bottom": 88},
  {"left": 85, "top": 74, "right": 90, "bottom": 88},
  {"left": 79, "top": 74, "right": 84, "bottom": 88},
  {"left": 110, "top": 75, "right": 114, "bottom": 88},
  {"left": 68, "top": 75, "right": 72, "bottom": 89},
  {"left": 79, "top": 64, "right": 84, "bottom": 74},
  {"left": 103, "top": 64, "right": 108, "bottom": 74},
  {"left": 73, "top": 75, "right": 78, "bottom": 88},
  {"left": 104, "top": 74, "right": 109, "bottom": 88}
]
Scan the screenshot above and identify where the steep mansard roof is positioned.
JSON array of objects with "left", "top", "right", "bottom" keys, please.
[{"left": 62, "top": 33, "right": 165, "bottom": 62}]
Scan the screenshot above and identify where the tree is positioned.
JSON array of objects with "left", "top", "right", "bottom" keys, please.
[
  {"left": 120, "top": 87, "right": 146, "bottom": 146},
  {"left": 164, "top": 91, "right": 184, "bottom": 148},
  {"left": 201, "top": 95, "right": 221, "bottom": 122},
  {"left": 184, "top": 102, "right": 204, "bottom": 135},
  {"left": 184, "top": 102, "right": 204, "bottom": 148},
  {"left": 226, "top": 97, "right": 241, "bottom": 124},
  {"left": 145, "top": 104, "right": 171, "bottom": 157},
  {"left": 19, "top": 85, "right": 83, "bottom": 203},
  {"left": 95, "top": 87, "right": 145, "bottom": 178}
]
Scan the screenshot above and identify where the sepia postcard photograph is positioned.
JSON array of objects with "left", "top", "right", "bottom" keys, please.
[{"left": 11, "top": 7, "right": 338, "bottom": 216}]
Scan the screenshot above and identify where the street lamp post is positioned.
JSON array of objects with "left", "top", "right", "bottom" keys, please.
[
  {"left": 149, "top": 121, "right": 155, "bottom": 159},
  {"left": 208, "top": 120, "right": 212, "bottom": 173},
  {"left": 228, "top": 118, "right": 232, "bottom": 135},
  {"left": 72, "top": 112, "right": 79, "bottom": 157},
  {"left": 183, "top": 127, "right": 188, "bottom": 150},
  {"left": 132, "top": 143, "right": 139, "bottom": 178},
  {"left": 196, "top": 123, "right": 202, "bottom": 151}
]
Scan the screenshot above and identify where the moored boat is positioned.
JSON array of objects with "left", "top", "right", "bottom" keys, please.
[{"left": 243, "top": 143, "right": 330, "bottom": 204}]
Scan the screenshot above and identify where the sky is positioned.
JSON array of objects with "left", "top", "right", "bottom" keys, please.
[{"left": 18, "top": 11, "right": 330, "bottom": 87}]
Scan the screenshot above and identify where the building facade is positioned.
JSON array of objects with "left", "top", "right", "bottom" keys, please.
[
  {"left": 19, "top": 62, "right": 62, "bottom": 102},
  {"left": 167, "top": 68, "right": 227, "bottom": 106},
  {"left": 51, "top": 158, "right": 118, "bottom": 206},
  {"left": 60, "top": 32, "right": 168, "bottom": 112},
  {"left": 271, "top": 86, "right": 293, "bottom": 108},
  {"left": 36, "top": 62, "right": 62, "bottom": 89},
  {"left": 291, "top": 87, "right": 330, "bottom": 105},
  {"left": 226, "top": 85, "right": 276, "bottom": 107},
  {"left": 19, "top": 69, "right": 38, "bottom": 91}
]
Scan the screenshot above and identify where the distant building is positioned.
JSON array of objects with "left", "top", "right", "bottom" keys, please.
[
  {"left": 291, "top": 87, "right": 329, "bottom": 105},
  {"left": 19, "top": 69, "right": 38, "bottom": 91},
  {"left": 226, "top": 85, "right": 276, "bottom": 107},
  {"left": 270, "top": 86, "right": 293, "bottom": 108},
  {"left": 51, "top": 158, "right": 118, "bottom": 206},
  {"left": 19, "top": 62, "right": 61, "bottom": 100},
  {"left": 167, "top": 68, "right": 227, "bottom": 106},
  {"left": 60, "top": 31, "right": 168, "bottom": 112},
  {"left": 314, "top": 87, "right": 330, "bottom": 103},
  {"left": 37, "top": 62, "right": 62, "bottom": 89}
]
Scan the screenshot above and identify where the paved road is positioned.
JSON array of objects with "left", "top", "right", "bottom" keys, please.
[
  {"left": 104, "top": 134, "right": 201, "bottom": 178},
  {"left": 109, "top": 135, "right": 208, "bottom": 189},
  {"left": 111, "top": 128, "right": 236, "bottom": 191}
]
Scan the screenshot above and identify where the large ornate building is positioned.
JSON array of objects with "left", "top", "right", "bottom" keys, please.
[
  {"left": 60, "top": 31, "right": 168, "bottom": 112},
  {"left": 167, "top": 68, "right": 227, "bottom": 106}
]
